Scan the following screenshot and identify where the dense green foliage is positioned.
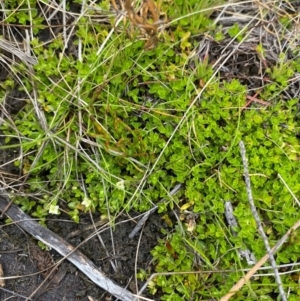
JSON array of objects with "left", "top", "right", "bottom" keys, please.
[{"left": 1, "top": 0, "right": 300, "bottom": 300}]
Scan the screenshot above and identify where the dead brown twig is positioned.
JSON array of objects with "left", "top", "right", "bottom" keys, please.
[{"left": 238, "top": 90, "right": 270, "bottom": 113}]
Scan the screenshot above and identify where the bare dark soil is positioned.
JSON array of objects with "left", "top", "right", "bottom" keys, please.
[{"left": 0, "top": 209, "right": 163, "bottom": 301}]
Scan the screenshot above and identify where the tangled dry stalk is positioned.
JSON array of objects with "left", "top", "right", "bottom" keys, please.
[{"left": 110, "top": 0, "right": 167, "bottom": 49}]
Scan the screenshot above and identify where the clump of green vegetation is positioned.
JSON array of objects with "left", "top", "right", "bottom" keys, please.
[
  {"left": 148, "top": 76, "right": 300, "bottom": 299},
  {"left": 1, "top": 0, "right": 300, "bottom": 300},
  {"left": 1, "top": 0, "right": 218, "bottom": 222}
]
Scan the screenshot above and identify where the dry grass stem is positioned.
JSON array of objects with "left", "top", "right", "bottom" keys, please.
[
  {"left": 238, "top": 141, "right": 286, "bottom": 301},
  {"left": 220, "top": 218, "right": 300, "bottom": 301}
]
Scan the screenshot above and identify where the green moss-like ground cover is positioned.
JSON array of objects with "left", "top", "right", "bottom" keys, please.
[{"left": 1, "top": 0, "right": 300, "bottom": 300}]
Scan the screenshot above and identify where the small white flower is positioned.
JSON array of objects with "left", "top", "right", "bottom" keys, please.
[
  {"left": 116, "top": 180, "right": 125, "bottom": 190},
  {"left": 82, "top": 197, "right": 92, "bottom": 208},
  {"left": 49, "top": 205, "right": 60, "bottom": 215}
]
